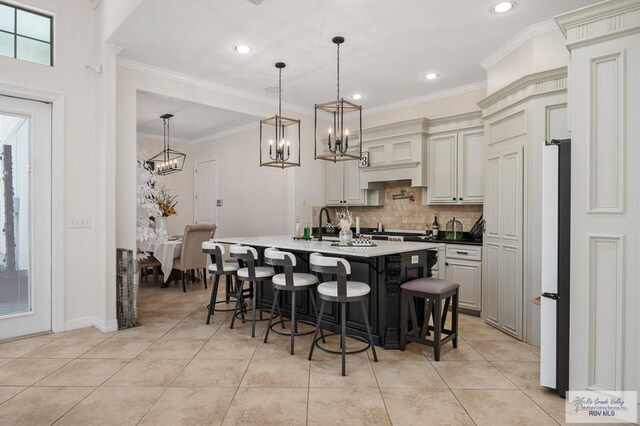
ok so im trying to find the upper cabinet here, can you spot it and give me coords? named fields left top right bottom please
left=325, top=159, right=382, bottom=206
left=426, top=114, right=485, bottom=205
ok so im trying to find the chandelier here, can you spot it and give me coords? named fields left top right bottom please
left=259, top=62, right=301, bottom=168
left=148, top=113, right=186, bottom=175
left=314, top=36, right=362, bottom=162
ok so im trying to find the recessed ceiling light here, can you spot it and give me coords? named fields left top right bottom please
left=351, top=93, right=362, bottom=100
left=491, top=1, right=515, bottom=13
left=424, top=73, right=439, bottom=80
left=233, top=44, right=253, bottom=54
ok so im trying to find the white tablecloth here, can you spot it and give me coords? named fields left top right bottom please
left=153, top=240, right=182, bottom=282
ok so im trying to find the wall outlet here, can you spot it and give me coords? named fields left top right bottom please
left=69, top=217, right=91, bottom=228
left=411, top=255, right=419, bottom=264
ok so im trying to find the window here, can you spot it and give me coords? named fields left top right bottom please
left=0, top=2, right=52, bottom=66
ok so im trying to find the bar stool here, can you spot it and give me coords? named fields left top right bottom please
left=202, top=241, right=240, bottom=324
left=263, top=248, right=322, bottom=355
left=400, top=278, right=459, bottom=361
left=229, top=244, right=275, bottom=338
left=308, top=253, right=378, bottom=376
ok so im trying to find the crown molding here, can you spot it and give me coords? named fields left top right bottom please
left=481, top=20, right=559, bottom=70
left=117, top=57, right=312, bottom=116
left=478, top=67, right=567, bottom=118
left=365, top=80, right=487, bottom=116
left=555, top=0, right=640, bottom=50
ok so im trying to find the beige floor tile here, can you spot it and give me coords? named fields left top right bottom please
left=493, top=361, right=543, bottom=390
left=139, top=387, right=234, bottom=426
left=310, top=358, right=378, bottom=388
left=0, top=386, right=25, bottom=404
left=35, top=358, right=129, bottom=386
left=0, top=386, right=94, bottom=425
left=0, top=335, right=56, bottom=358
left=212, top=321, right=267, bottom=339
left=454, top=389, right=557, bottom=425
left=55, top=386, right=164, bottom=426
left=64, top=327, right=116, bottom=339
left=23, top=336, right=108, bottom=359
left=372, top=343, right=426, bottom=362
left=195, top=338, right=257, bottom=360
left=110, top=324, right=173, bottom=340
left=422, top=338, right=485, bottom=361
left=162, top=320, right=222, bottom=339
left=0, top=358, right=70, bottom=385
left=307, top=334, right=369, bottom=360
left=172, top=358, right=249, bottom=387
left=372, top=359, right=447, bottom=389
left=382, top=388, right=475, bottom=425
left=308, top=388, right=390, bottom=425
left=520, top=341, right=541, bottom=355
left=467, top=340, right=539, bottom=361
left=254, top=334, right=314, bottom=359
left=0, top=358, right=13, bottom=367
left=81, top=338, right=156, bottom=358
left=104, top=358, right=189, bottom=387
left=432, top=360, right=517, bottom=389
left=138, top=338, right=208, bottom=359
left=223, top=387, right=307, bottom=426
left=240, top=356, right=309, bottom=388
left=523, top=388, right=570, bottom=424
left=459, top=323, right=517, bottom=341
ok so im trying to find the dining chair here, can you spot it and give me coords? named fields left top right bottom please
left=173, top=224, right=216, bottom=292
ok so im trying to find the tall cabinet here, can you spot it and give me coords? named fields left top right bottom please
left=478, top=68, right=569, bottom=342
left=556, top=1, right=640, bottom=395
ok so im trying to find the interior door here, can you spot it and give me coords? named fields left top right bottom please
left=194, top=159, right=217, bottom=225
left=428, top=133, right=457, bottom=203
left=483, top=145, right=524, bottom=339
left=0, top=96, right=52, bottom=340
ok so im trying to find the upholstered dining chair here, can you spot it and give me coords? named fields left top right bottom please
left=173, top=224, right=216, bottom=292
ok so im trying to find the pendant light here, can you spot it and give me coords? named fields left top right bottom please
left=148, top=113, right=186, bottom=176
left=259, top=62, right=301, bottom=168
left=314, top=36, right=362, bottom=162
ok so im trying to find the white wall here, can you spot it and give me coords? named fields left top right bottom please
left=487, top=30, right=569, bottom=94
left=137, top=136, right=196, bottom=236
left=0, top=0, right=116, bottom=330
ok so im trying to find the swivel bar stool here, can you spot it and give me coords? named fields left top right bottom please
left=308, top=253, right=378, bottom=376
left=229, top=244, right=275, bottom=338
left=263, top=248, right=322, bottom=355
left=202, top=241, right=239, bottom=324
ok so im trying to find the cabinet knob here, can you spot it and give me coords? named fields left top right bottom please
left=445, top=262, right=449, bottom=266
left=459, top=197, right=463, bottom=200
left=452, top=197, right=456, bottom=201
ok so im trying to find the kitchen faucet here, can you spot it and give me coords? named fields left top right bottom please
left=316, top=207, right=333, bottom=241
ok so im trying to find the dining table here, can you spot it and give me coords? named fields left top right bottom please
left=153, top=236, right=183, bottom=282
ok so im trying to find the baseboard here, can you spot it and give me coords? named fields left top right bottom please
left=64, top=316, right=119, bottom=333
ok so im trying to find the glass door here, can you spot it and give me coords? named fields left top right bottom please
left=0, top=95, right=51, bottom=340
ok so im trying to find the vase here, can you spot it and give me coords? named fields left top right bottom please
left=158, top=217, right=168, bottom=236
left=339, top=223, right=353, bottom=245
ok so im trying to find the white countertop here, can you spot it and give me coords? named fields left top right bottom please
left=205, top=235, right=437, bottom=258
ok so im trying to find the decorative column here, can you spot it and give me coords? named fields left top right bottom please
left=383, top=254, right=402, bottom=349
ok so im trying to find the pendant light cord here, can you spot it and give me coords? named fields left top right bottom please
left=336, top=42, right=340, bottom=101
left=278, top=66, right=282, bottom=117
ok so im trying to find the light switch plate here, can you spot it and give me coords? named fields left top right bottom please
left=69, top=217, right=92, bottom=228
left=411, top=255, right=419, bottom=264
left=216, top=200, right=223, bottom=207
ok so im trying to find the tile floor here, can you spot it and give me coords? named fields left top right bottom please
left=0, top=278, right=570, bottom=425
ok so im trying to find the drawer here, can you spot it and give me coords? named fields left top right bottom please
left=445, top=244, right=482, bottom=261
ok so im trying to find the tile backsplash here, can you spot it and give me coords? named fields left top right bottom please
left=312, top=180, right=483, bottom=232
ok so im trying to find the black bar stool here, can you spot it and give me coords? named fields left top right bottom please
left=229, top=244, right=275, bottom=338
left=202, top=242, right=241, bottom=324
left=263, top=248, right=322, bottom=355
left=400, top=278, right=459, bottom=361
left=308, top=253, right=378, bottom=376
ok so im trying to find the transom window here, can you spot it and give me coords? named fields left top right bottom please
left=0, top=1, right=53, bottom=66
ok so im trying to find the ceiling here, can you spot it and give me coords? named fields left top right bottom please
left=136, top=91, right=259, bottom=141
left=113, top=0, right=599, bottom=111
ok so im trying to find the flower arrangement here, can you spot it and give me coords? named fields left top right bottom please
left=136, top=155, right=162, bottom=260
left=155, top=186, right=178, bottom=217
left=335, top=207, right=353, bottom=229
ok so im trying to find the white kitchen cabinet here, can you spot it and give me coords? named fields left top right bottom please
left=325, top=160, right=379, bottom=206
left=445, top=258, right=482, bottom=312
left=427, top=129, right=484, bottom=205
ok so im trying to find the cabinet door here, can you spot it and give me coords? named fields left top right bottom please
left=428, top=133, right=458, bottom=204
left=325, top=160, right=344, bottom=205
left=343, top=160, right=365, bottom=205
left=445, top=259, right=482, bottom=312
left=458, top=130, right=484, bottom=203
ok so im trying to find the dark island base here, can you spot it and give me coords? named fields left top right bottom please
left=250, top=248, right=437, bottom=349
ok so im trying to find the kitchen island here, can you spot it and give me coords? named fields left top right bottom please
left=212, top=235, right=437, bottom=349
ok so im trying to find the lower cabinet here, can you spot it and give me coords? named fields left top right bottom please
left=445, top=258, right=482, bottom=312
